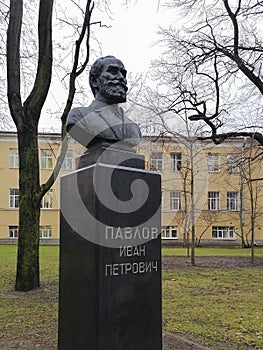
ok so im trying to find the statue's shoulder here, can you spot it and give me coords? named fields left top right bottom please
left=67, top=106, right=92, bottom=124
left=67, top=101, right=105, bottom=124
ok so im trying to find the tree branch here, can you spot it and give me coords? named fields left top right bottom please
left=39, top=136, right=69, bottom=199
left=6, top=0, right=23, bottom=127
left=217, top=45, right=263, bottom=95
left=40, top=1, right=94, bottom=198
left=60, top=0, right=94, bottom=132
left=23, top=0, right=54, bottom=121
left=198, top=131, right=263, bottom=146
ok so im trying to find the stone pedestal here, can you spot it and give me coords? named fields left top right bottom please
left=58, top=149, right=162, bottom=350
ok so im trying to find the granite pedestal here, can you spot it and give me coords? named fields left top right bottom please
left=58, top=148, right=162, bottom=350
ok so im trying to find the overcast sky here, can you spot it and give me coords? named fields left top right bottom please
left=94, top=1, right=170, bottom=73
left=39, top=1, right=172, bottom=131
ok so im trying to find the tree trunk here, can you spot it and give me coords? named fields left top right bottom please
left=190, top=146, right=195, bottom=266
left=251, top=221, right=255, bottom=264
left=15, top=124, right=41, bottom=291
left=191, top=213, right=195, bottom=266
left=6, top=0, right=91, bottom=291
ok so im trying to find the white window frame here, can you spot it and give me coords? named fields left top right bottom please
left=40, top=226, right=52, bottom=238
left=227, top=192, right=239, bottom=211
left=227, top=154, right=240, bottom=173
left=208, top=153, right=220, bottom=172
left=40, top=149, right=53, bottom=169
left=41, top=190, right=53, bottom=209
left=161, top=226, right=178, bottom=239
left=61, top=150, right=73, bottom=170
left=170, top=152, right=182, bottom=172
left=208, top=191, right=220, bottom=211
left=170, top=190, right=182, bottom=211
left=9, top=148, right=19, bottom=168
left=150, top=152, right=163, bottom=171
left=9, top=188, right=19, bottom=208
left=212, top=226, right=235, bottom=240
left=9, top=226, right=19, bottom=238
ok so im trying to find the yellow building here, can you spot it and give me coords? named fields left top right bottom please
left=1, top=131, right=263, bottom=245
left=0, top=131, right=83, bottom=244
left=138, top=136, right=263, bottom=246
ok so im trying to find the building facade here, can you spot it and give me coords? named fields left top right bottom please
left=139, top=136, right=263, bottom=246
left=1, top=131, right=263, bottom=245
left=0, top=132, right=83, bottom=244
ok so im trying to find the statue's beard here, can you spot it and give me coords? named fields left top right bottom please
left=100, top=80, right=127, bottom=103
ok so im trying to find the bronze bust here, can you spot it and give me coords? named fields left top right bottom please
left=66, top=56, right=141, bottom=149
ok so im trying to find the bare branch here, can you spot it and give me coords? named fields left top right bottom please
left=23, top=0, right=54, bottom=121
left=41, top=1, right=94, bottom=195
left=90, top=20, right=111, bottom=28
left=6, top=0, right=23, bottom=127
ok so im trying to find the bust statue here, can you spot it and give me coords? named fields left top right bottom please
left=66, top=56, right=141, bottom=149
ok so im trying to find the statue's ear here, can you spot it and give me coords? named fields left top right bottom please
left=90, top=74, right=100, bottom=90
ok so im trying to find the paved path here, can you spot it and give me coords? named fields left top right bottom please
left=163, top=333, right=213, bottom=350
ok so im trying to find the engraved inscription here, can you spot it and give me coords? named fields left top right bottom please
left=105, top=261, right=158, bottom=277
left=105, top=226, right=159, bottom=240
left=104, top=227, right=159, bottom=277
left=119, top=245, right=146, bottom=257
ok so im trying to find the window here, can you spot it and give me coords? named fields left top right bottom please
left=170, top=152, right=182, bottom=172
left=9, top=149, right=19, bottom=168
left=227, top=192, right=239, bottom=211
left=61, top=150, right=73, bottom=170
left=9, top=188, right=19, bottom=208
left=40, top=149, right=53, bottom=169
left=41, top=190, right=53, bottom=209
left=208, top=191, right=220, bottom=210
left=161, top=226, right=178, bottom=239
left=170, top=190, right=182, bottom=211
left=227, top=154, right=240, bottom=173
left=212, top=226, right=235, bottom=239
left=40, top=226, right=52, bottom=238
left=150, top=152, right=163, bottom=171
left=9, top=226, right=18, bottom=238
left=208, top=153, right=220, bottom=172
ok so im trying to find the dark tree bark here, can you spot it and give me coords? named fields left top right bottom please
left=16, top=123, right=41, bottom=290
left=6, top=0, right=93, bottom=291
left=7, top=0, right=54, bottom=291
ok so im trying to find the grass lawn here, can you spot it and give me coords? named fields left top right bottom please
left=0, top=246, right=59, bottom=349
left=162, top=246, right=263, bottom=257
left=0, top=245, right=263, bottom=349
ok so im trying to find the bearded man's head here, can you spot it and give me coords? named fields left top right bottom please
left=89, top=56, right=128, bottom=104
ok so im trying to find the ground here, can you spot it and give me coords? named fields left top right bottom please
left=162, top=255, right=263, bottom=269
left=1, top=255, right=262, bottom=349
left=162, top=255, right=263, bottom=350
left=163, top=332, right=212, bottom=350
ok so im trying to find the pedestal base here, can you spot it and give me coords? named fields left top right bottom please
left=58, top=151, right=162, bottom=350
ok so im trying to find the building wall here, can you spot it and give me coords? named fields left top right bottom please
left=0, top=132, right=83, bottom=243
left=138, top=137, right=263, bottom=245
left=1, top=132, right=263, bottom=245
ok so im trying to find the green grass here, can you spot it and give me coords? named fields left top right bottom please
left=162, top=268, right=263, bottom=349
left=0, top=245, right=263, bottom=349
left=0, top=246, right=59, bottom=349
left=162, top=246, right=263, bottom=258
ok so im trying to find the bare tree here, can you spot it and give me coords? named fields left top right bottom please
left=6, top=0, right=94, bottom=291
left=242, top=139, right=263, bottom=262
left=158, top=0, right=263, bottom=145
left=0, top=2, right=11, bottom=128
left=132, top=88, right=208, bottom=264
left=195, top=211, right=215, bottom=247
left=132, top=0, right=263, bottom=257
